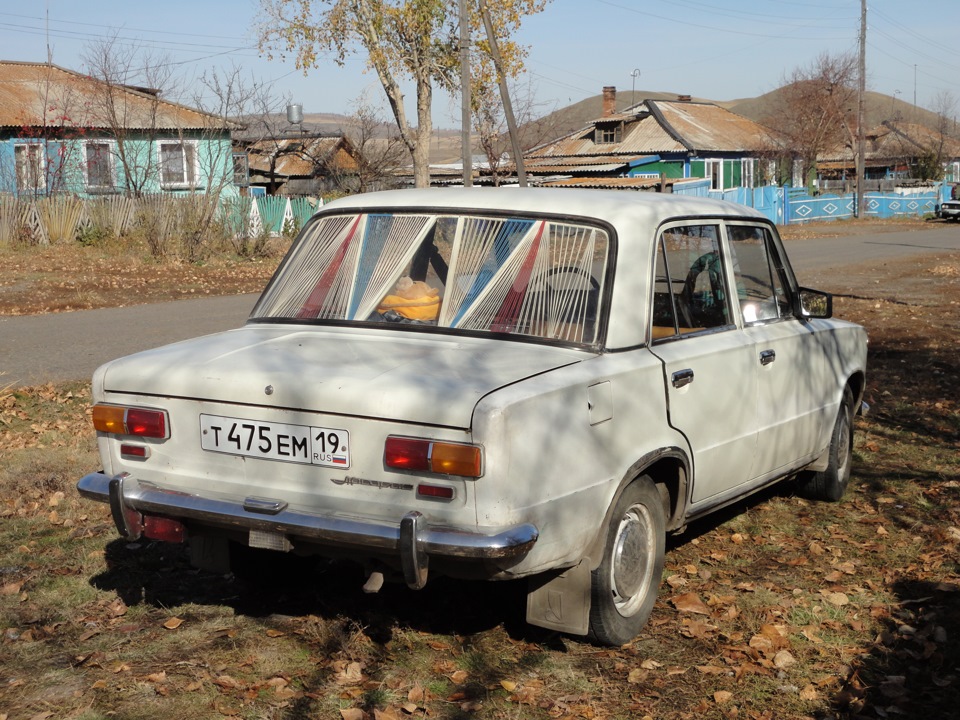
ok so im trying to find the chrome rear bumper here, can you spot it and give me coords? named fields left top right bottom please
left=77, top=471, right=538, bottom=588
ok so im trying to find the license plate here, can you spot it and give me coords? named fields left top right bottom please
left=199, top=414, right=350, bottom=468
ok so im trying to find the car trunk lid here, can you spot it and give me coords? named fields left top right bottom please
left=99, top=324, right=587, bottom=428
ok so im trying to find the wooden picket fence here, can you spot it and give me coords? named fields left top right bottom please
left=0, top=194, right=323, bottom=254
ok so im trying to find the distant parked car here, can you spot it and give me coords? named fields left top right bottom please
left=938, top=199, right=960, bottom=220
left=78, top=188, right=867, bottom=645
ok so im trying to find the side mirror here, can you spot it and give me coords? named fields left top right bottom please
left=797, top=287, right=833, bottom=319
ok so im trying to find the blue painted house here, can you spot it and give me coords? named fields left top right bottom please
left=0, top=60, right=238, bottom=198
left=524, top=87, right=775, bottom=191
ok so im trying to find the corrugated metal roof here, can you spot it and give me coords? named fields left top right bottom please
left=537, top=176, right=666, bottom=190
left=526, top=100, right=772, bottom=162
left=0, top=60, right=233, bottom=130
left=652, top=101, right=772, bottom=152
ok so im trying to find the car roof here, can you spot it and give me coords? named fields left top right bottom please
left=319, top=187, right=767, bottom=228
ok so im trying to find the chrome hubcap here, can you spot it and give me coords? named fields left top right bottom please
left=611, top=504, right=654, bottom=616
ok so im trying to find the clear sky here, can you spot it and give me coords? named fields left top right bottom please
left=1, top=0, right=957, bottom=125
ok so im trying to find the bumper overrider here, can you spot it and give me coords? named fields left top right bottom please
left=77, top=471, right=539, bottom=589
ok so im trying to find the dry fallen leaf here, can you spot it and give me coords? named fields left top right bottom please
left=500, top=680, right=517, bottom=692
left=334, top=662, right=365, bottom=686
left=774, top=650, right=797, bottom=669
left=822, top=591, right=850, bottom=607
left=671, top=592, right=711, bottom=615
left=163, top=617, right=184, bottom=630
left=714, top=690, right=733, bottom=704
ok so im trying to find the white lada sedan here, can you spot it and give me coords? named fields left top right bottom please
left=78, top=188, right=867, bottom=645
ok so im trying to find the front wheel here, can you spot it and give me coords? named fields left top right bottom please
left=588, top=478, right=665, bottom=646
left=799, top=386, right=855, bottom=502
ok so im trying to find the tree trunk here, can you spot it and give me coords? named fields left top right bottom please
left=412, top=73, right=433, bottom=189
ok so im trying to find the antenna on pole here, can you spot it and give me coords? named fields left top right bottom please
left=46, top=0, right=52, bottom=63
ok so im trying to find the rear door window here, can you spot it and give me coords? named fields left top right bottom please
left=651, top=224, right=732, bottom=341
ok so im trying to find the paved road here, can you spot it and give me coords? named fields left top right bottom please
left=2, top=224, right=958, bottom=388
left=785, top=223, right=960, bottom=271
left=1, top=293, right=259, bottom=387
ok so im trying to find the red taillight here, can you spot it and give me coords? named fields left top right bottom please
left=120, top=444, right=150, bottom=460
left=93, top=404, right=168, bottom=439
left=143, top=516, right=186, bottom=543
left=417, top=483, right=455, bottom=499
left=384, top=437, right=431, bottom=471
left=385, top=436, right=482, bottom=478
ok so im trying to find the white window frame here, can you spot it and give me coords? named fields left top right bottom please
left=705, top=159, right=722, bottom=190
left=741, top=158, right=755, bottom=189
left=157, top=139, right=199, bottom=189
left=15, top=142, right=46, bottom=193
left=83, top=139, right=117, bottom=192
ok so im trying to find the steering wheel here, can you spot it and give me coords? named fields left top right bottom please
left=543, top=265, right=601, bottom=318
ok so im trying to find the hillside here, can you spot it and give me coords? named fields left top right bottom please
left=521, top=86, right=956, bottom=142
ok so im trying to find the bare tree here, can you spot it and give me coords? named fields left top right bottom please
left=340, top=94, right=407, bottom=193
left=914, top=91, right=958, bottom=182
left=0, top=64, right=88, bottom=199
left=81, top=32, right=176, bottom=197
left=470, top=75, right=555, bottom=186
left=762, top=52, right=859, bottom=190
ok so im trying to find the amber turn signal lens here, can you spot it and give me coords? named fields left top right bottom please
left=430, top=442, right=482, bottom=477
left=385, top=436, right=482, bottom=478
left=92, top=404, right=168, bottom=439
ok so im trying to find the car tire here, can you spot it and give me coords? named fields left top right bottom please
left=799, top=386, right=855, bottom=502
left=588, top=477, right=665, bottom=646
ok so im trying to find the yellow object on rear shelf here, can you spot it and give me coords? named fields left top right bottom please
left=378, top=277, right=441, bottom=321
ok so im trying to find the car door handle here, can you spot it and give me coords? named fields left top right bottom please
left=671, top=368, right=695, bottom=388
left=760, top=349, right=776, bottom=366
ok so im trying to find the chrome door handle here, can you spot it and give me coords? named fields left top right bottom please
left=672, top=368, right=694, bottom=388
left=760, top=349, right=776, bottom=366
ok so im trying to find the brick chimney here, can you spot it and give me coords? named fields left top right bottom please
left=602, top=86, right=616, bottom=116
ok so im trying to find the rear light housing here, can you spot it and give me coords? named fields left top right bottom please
left=385, top=436, right=482, bottom=478
left=93, top=404, right=169, bottom=439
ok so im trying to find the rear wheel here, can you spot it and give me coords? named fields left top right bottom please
left=799, top=387, right=855, bottom=502
left=588, top=478, right=665, bottom=646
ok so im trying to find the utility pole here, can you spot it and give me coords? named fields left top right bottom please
left=856, top=0, right=866, bottom=218
left=459, top=0, right=472, bottom=187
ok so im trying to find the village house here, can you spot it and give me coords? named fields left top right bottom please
left=243, top=133, right=362, bottom=196
left=522, top=87, right=775, bottom=191
left=817, top=120, right=960, bottom=191
left=0, top=60, right=238, bottom=198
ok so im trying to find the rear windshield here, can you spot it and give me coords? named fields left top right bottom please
left=252, top=211, right=610, bottom=346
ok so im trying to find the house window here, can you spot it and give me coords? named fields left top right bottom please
left=233, top=152, right=250, bottom=187
left=741, top=158, right=755, bottom=189
left=84, top=141, right=115, bottom=191
left=15, top=143, right=45, bottom=193
left=595, top=122, right=623, bottom=144
left=705, top=159, right=722, bottom=190
left=158, top=140, right=197, bottom=188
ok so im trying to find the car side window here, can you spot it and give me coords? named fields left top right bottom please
left=727, top=225, right=794, bottom=324
left=651, top=224, right=731, bottom=341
